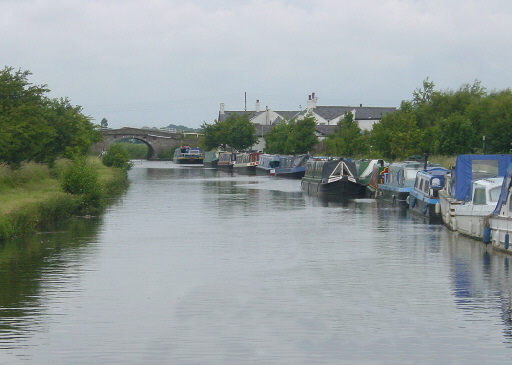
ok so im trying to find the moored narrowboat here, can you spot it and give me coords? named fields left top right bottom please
left=301, top=158, right=366, bottom=199
left=356, top=159, right=388, bottom=197
left=233, top=152, right=260, bottom=175
left=274, top=155, right=309, bottom=179
left=217, top=151, right=236, bottom=170
left=256, top=154, right=280, bottom=175
left=203, top=150, right=219, bottom=168
left=408, top=167, right=450, bottom=222
left=377, top=161, right=425, bottom=207
left=173, top=146, right=203, bottom=164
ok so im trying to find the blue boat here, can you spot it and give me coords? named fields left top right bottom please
left=408, top=167, right=450, bottom=221
left=256, top=154, right=309, bottom=178
left=173, top=146, right=203, bottom=164
left=256, top=154, right=281, bottom=175
left=439, top=154, right=512, bottom=231
left=377, top=161, right=425, bottom=207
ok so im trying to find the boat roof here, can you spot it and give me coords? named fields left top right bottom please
left=451, top=154, right=512, bottom=201
left=416, top=167, right=450, bottom=178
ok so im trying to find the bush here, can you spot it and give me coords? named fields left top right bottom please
left=61, top=157, right=103, bottom=210
left=101, top=144, right=133, bottom=170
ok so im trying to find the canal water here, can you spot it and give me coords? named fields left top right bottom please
left=1, top=160, right=512, bottom=364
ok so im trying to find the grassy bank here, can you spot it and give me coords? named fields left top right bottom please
left=0, top=158, right=128, bottom=241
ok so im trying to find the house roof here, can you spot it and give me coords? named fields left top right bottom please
left=306, top=106, right=396, bottom=121
left=314, top=125, right=337, bottom=136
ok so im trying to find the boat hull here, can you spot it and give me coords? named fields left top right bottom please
left=301, top=176, right=367, bottom=199
left=203, top=160, right=218, bottom=168
left=488, top=216, right=512, bottom=253
left=377, top=185, right=411, bottom=207
left=174, top=158, right=203, bottom=164
left=408, top=191, right=442, bottom=223
left=233, top=165, right=257, bottom=175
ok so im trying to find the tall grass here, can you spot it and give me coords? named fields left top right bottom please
left=0, top=158, right=128, bottom=241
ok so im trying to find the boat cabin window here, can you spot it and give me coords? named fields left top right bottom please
left=473, top=187, right=486, bottom=205
left=490, top=186, right=501, bottom=202
left=472, top=160, right=499, bottom=180
left=424, top=180, right=429, bottom=194
left=405, top=168, right=418, bottom=181
left=418, top=179, right=423, bottom=191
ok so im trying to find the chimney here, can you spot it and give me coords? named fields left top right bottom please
left=360, top=103, right=362, bottom=107
left=307, top=92, right=317, bottom=111
left=255, top=99, right=260, bottom=112
left=265, top=106, right=270, bottom=125
left=219, top=103, right=225, bottom=115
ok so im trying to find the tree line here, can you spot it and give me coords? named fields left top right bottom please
left=0, top=67, right=101, bottom=166
left=202, top=79, right=512, bottom=160
left=328, top=78, right=512, bottom=159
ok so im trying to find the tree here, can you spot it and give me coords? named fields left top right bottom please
left=325, top=112, right=369, bottom=157
left=263, top=115, right=318, bottom=154
left=200, top=114, right=257, bottom=151
left=0, top=66, right=101, bottom=166
left=101, top=118, right=108, bottom=128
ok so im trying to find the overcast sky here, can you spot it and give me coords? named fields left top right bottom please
left=2, top=0, right=512, bottom=129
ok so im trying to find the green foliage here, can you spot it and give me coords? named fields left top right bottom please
left=325, top=112, right=369, bottom=157
left=101, top=144, right=133, bottom=170
left=201, top=114, right=257, bottom=151
left=369, top=78, right=512, bottom=158
left=61, top=157, right=102, bottom=208
left=264, top=115, right=318, bottom=154
left=0, top=67, right=101, bottom=166
left=112, top=141, right=150, bottom=159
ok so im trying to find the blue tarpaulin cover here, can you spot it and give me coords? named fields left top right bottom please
left=452, top=154, right=512, bottom=201
left=492, top=164, right=512, bottom=215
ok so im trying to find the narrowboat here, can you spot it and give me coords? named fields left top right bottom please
left=274, top=155, right=309, bottom=179
left=408, top=167, right=450, bottom=222
left=488, top=166, right=512, bottom=253
left=356, top=159, right=388, bottom=196
left=217, top=151, right=236, bottom=170
left=377, top=161, right=425, bottom=207
left=173, top=146, right=203, bottom=164
left=301, top=158, right=366, bottom=199
left=203, top=150, right=219, bottom=168
left=256, top=154, right=280, bottom=175
left=450, top=177, right=503, bottom=239
left=233, top=152, right=260, bottom=175
left=439, top=154, right=512, bottom=230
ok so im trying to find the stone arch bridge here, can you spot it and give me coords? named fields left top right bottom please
left=91, top=127, right=201, bottom=159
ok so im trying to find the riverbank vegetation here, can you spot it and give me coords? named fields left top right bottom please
left=0, top=66, right=129, bottom=240
left=0, top=158, right=127, bottom=240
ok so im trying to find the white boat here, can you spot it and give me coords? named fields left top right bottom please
left=451, top=177, right=502, bottom=239
left=488, top=167, right=512, bottom=253
left=439, top=154, right=512, bottom=231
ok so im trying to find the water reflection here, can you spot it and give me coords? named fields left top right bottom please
left=0, top=216, right=102, bottom=349
left=1, top=161, right=512, bottom=363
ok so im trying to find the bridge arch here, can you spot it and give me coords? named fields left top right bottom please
left=109, top=135, right=156, bottom=159
left=91, top=127, right=201, bottom=160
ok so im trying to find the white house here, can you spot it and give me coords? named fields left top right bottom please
left=217, top=93, right=396, bottom=150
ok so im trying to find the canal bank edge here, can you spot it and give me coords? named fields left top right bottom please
left=0, top=159, right=128, bottom=241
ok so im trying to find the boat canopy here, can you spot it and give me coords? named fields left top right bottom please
left=304, top=158, right=357, bottom=180
left=492, top=164, right=512, bottom=215
left=450, top=154, right=512, bottom=201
